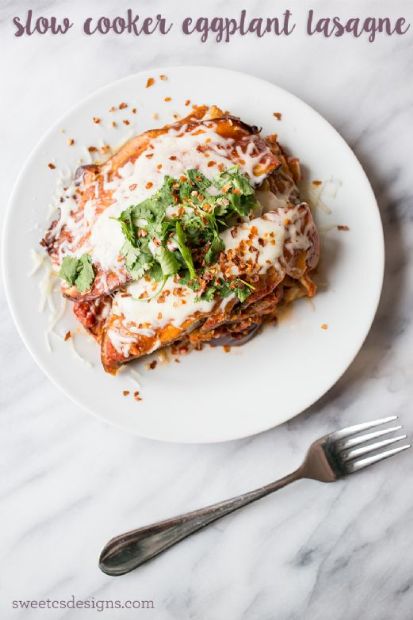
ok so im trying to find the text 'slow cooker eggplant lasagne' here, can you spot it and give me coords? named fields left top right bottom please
left=42, top=105, right=320, bottom=374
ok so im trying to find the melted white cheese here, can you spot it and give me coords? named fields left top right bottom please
left=112, top=277, right=214, bottom=338
left=255, top=188, right=293, bottom=213
left=108, top=211, right=303, bottom=357
left=221, top=215, right=286, bottom=274
left=65, top=125, right=273, bottom=271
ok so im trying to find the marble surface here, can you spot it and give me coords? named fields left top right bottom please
left=1, top=0, right=413, bottom=618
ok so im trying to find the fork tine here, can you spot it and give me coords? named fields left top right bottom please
left=341, top=435, right=407, bottom=462
left=346, top=444, right=411, bottom=474
left=337, top=425, right=402, bottom=450
left=329, top=416, right=398, bottom=441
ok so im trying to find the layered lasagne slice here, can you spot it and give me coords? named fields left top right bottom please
left=100, top=204, right=319, bottom=373
left=42, top=104, right=320, bottom=375
left=41, top=105, right=282, bottom=301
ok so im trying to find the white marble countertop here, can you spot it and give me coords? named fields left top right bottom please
left=1, top=1, right=413, bottom=618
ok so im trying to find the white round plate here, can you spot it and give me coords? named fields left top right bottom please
left=3, top=67, right=384, bottom=443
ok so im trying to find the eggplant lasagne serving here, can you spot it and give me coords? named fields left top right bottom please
left=41, top=105, right=320, bottom=374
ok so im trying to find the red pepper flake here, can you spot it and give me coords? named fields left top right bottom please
left=88, top=146, right=98, bottom=153
left=132, top=107, right=137, bottom=114
left=123, top=119, right=130, bottom=126
left=337, top=225, right=350, bottom=231
left=133, top=390, right=142, bottom=401
left=67, top=138, right=75, bottom=146
left=159, top=74, right=168, bottom=81
left=223, top=345, right=231, bottom=353
left=146, top=181, right=153, bottom=190
left=149, top=360, right=157, bottom=370
left=321, top=323, right=329, bottom=330
left=129, top=183, right=137, bottom=191
left=312, top=180, right=322, bottom=187
left=164, top=96, right=172, bottom=102
left=64, top=330, right=71, bottom=341
left=146, top=77, right=155, bottom=88
left=185, top=99, right=191, bottom=106
left=207, top=160, right=216, bottom=168
left=92, top=116, right=101, bottom=124
left=119, top=102, right=128, bottom=110
left=145, top=153, right=154, bottom=159
left=48, top=162, right=56, bottom=170
left=123, top=390, right=130, bottom=397
left=273, top=112, right=282, bottom=120
left=169, top=155, right=177, bottom=161
left=156, top=163, right=163, bottom=170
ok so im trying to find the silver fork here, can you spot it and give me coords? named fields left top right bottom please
left=99, top=416, right=410, bottom=576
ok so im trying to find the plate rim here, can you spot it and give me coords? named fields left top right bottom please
left=2, top=65, right=385, bottom=443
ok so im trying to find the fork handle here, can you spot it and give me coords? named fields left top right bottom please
left=99, top=468, right=303, bottom=575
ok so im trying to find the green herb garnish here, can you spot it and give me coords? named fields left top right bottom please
left=59, top=254, right=95, bottom=292
left=117, top=167, right=260, bottom=303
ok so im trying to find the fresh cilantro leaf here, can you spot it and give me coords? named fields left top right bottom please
left=175, top=221, right=196, bottom=279
left=120, top=240, right=153, bottom=278
left=118, top=208, right=137, bottom=245
left=58, top=254, right=95, bottom=292
left=148, top=263, right=164, bottom=282
left=205, top=235, right=224, bottom=265
left=117, top=167, right=259, bottom=299
left=156, top=246, right=179, bottom=277
left=186, top=168, right=212, bottom=192
left=59, top=257, right=79, bottom=286
left=120, top=240, right=139, bottom=270
left=199, top=287, right=216, bottom=302
left=234, top=286, right=251, bottom=303
left=75, top=254, right=95, bottom=292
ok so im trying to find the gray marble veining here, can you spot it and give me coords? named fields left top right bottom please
left=1, top=1, right=413, bottom=618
